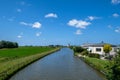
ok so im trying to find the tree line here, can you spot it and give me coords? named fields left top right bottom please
left=0, top=40, right=18, bottom=49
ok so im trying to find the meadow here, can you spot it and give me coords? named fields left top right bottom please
left=0, top=46, right=60, bottom=80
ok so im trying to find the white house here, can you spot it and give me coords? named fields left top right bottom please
left=81, top=42, right=117, bottom=56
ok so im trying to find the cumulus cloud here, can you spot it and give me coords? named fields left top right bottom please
left=67, top=19, right=91, bottom=29
left=115, top=27, right=120, bottom=33
left=20, top=22, right=26, bottom=25
left=111, top=0, right=120, bottom=4
left=75, top=30, right=82, bottom=35
left=113, top=13, right=119, bottom=18
left=20, top=22, right=41, bottom=29
left=32, top=22, right=41, bottom=28
left=17, top=32, right=23, bottom=38
left=87, top=16, right=100, bottom=21
left=20, top=22, right=30, bottom=26
left=45, top=13, right=58, bottom=18
left=17, top=35, right=22, bottom=38
left=36, top=32, right=42, bottom=37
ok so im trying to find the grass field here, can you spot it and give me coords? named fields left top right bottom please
left=0, top=46, right=60, bottom=80
left=0, top=46, right=54, bottom=57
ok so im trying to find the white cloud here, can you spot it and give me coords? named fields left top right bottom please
left=67, top=19, right=91, bottom=29
left=17, top=9, right=22, bottom=12
left=113, top=13, right=119, bottom=18
left=36, top=32, right=42, bottom=37
left=32, top=22, right=41, bottom=28
left=115, top=27, right=120, bottom=33
left=75, top=30, right=82, bottom=35
left=8, top=17, right=16, bottom=22
left=20, top=1, right=31, bottom=6
left=20, top=22, right=42, bottom=29
left=17, top=32, right=23, bottom=38
left=45, top=13, right=58, bottom=18
left=87, top=16, right=100, bottom=21
left=88, top=16, right=95, bottom=21
left=17, top=35, right=22, bottom=38
left=20, top=22, right=31, bottom=26
left=111, top=0, right=120, bottom=4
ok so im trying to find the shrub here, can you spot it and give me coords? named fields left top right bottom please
left=106, top=49, right=120, bottom=80
left=73, top=46, right=85, bottom=53
left=81, top=50, right=89, bottom=56
left=88, top=53, right=100, bottom=59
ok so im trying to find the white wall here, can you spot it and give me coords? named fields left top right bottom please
left=88, top=47, right=116, bottom=55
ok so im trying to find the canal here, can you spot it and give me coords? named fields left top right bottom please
left=9, top=48, right=105, bottom=80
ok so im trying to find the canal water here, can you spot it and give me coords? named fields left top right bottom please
left=9, top=48, right=105, bottom=80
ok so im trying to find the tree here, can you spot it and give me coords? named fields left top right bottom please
left=0, top=40, right=19, bottom=49
left=73, top=46, right=85, bottom=53
left=103, top=44, right=112, bottom=59
left=106, top=49, right=120, bottom=80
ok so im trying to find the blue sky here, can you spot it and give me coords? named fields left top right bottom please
left=0, top=0, right=120, bottom=46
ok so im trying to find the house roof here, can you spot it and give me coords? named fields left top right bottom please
left=82, top=42, right=117, bottom=47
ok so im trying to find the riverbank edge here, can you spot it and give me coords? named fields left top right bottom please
left=0, top=48, right=60, bottom=80
left=75, top=54, right=107, bottom=80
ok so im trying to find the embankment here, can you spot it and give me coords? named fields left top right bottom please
left=75, top=54, right=108, bottom=80
left=0, top=48, right=60, bottom=80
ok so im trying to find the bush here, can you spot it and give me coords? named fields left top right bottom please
left=88, top=53, right=100, bottom=59
left=73, top=46, right=85, bottom=53
left=81, top=50, right=89, bottom=56
left=106, top=49, right=120, bottom=80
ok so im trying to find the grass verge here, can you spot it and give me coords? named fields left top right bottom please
left=83, top=57, right=110, bottom=74
left=0, top=47, right=60, bottom=80
left=76, top=53, right=111, bottom=80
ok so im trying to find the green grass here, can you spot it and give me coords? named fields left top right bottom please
left=0, top=46, right=60, bottom=80
left=84, top=57, right=110, bottom=74
left=0, top=46, right=54, bottom=58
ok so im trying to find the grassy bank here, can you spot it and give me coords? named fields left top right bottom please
left=83, top=57, right=110, bottom=74
left=0, top=46, right=60, bottom=80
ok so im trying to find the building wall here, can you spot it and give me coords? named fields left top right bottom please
left=89, top=47, right=104, bottom=55
left=88, top=47, right=116, bottom=55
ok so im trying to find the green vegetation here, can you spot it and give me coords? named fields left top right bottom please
left=71, top=46, right=109, bottom=73
left=72, top=46, right=88, bottom=56
left=106, top=49, right=120, bottom=80
left=72, top=46, right=120, bottom=80
left=84, top=57, right=110, bottom=74
left=0, top=46, right=60, bottom=80
left=72, top=46, right=100, bottom=58
left=0, top=46, right=54, bottom=58
left=88, top=53, right=100, bottom=59
left=0, top=40, right=18, bottom=49
left=103, top=44, right=112, bottom=59
left=84, top=49, right=120, bottom=80
left=73, top=46, right=85, bottom=53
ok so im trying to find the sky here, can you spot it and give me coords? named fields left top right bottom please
left=0, top=0, right=120, bottom=46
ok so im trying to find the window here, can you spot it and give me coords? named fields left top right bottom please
left=96, top=48, right=101, bottom=52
